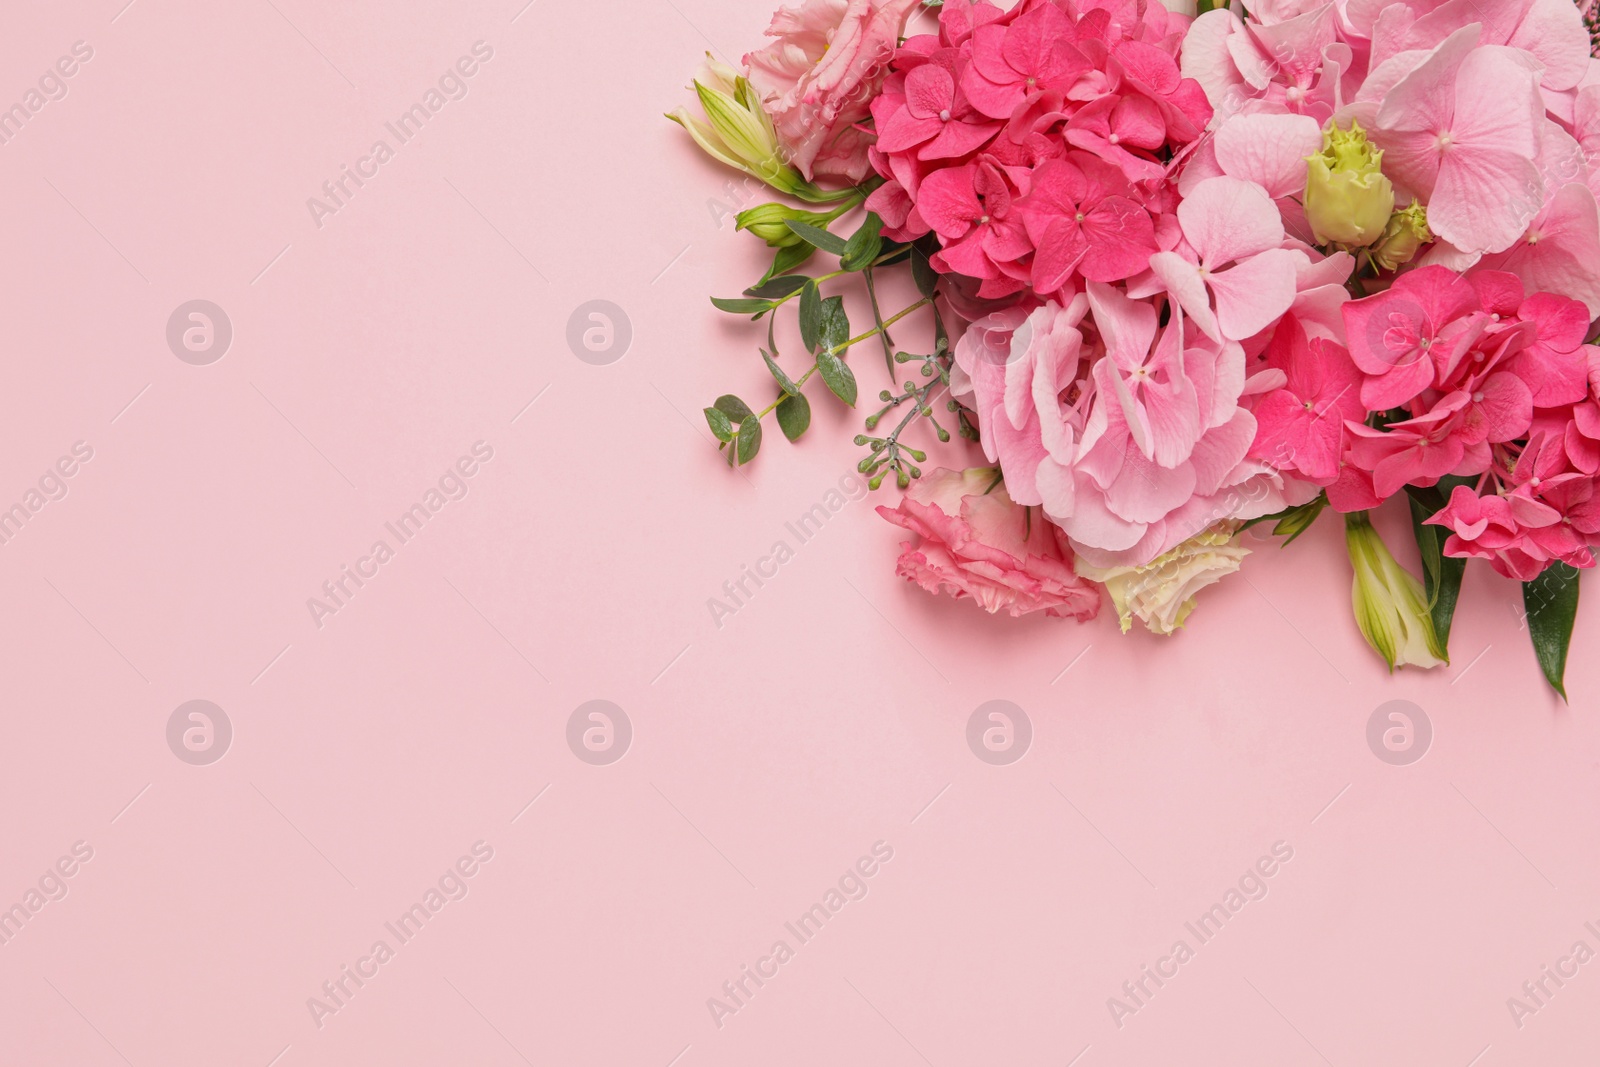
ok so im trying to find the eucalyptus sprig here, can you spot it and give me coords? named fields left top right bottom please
left=703, top=205, right=957, bottom=480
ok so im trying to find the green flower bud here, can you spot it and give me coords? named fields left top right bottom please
left=665, top=54, right=852, bottom=205
left=665, top=55, right=808, bottom=198
left=735, top=202, right=838, bottom=248
left=1344, top=511, right=1447, bottom=672
left=1304, top=120, right=1395, bottom=249
left=1370, top=202, right=1432, bottom=271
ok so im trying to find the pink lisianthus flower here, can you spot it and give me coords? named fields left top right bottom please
left=876, top=467, right=1102, bottom=620
left=745, top=0, right=921, bottom=183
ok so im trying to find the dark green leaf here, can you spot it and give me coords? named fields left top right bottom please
left=815, top=349, right=857, bottom=406
left=762, top=350, right=799, bottom=396
left=762, top=242, right=815, bottom=283
left=744, top=274, right=811, bottom=299
left=910, top=237, right=939, bottom=298
left=784, top=219, right=848, bottom=255
left=1524, top=562, right=1580, bottom=701
left=703, top=406, right=733, bottom=442
left=1406, top=488, right=1467, bottom=650
left=710, top=296, right=771, bottom=316
left=798, top=282, right=823, bottom=353
left=714, top=394, right=753, bottom=422
left=776, top=393, right=811, bottom=441
left=1272, top=494, right=1327, bottom=546
left=736, top=416, right=763, bottom=464
left=839, top=212, right=884, bottom=271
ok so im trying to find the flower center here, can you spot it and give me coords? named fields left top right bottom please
left=1075, top=212, right=1085, bottom=222
left=1437, top=132, right=1454, bottom=151
left=1108, top=133, right=1120, bottom=145
left=939, top=108, right=951, bottom=122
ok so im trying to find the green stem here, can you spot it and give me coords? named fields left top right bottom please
left=863, top=267, right=896, bottom=382
left=753, top=296, right=933, bottom=419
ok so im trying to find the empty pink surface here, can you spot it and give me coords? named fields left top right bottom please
left=0, top=1, right=1597, bottom=1064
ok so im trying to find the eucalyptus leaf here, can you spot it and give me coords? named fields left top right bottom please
left=759, top=243, right=815, bottom=285
left=762, top=350, right=799, bottom=396
left=703, top=406, right=733, bottom=442
left=840, top=212, right=884, bottom=271
left=714, top=394, right=753, bottom=422
left=736, top=416, right=763, bottom=465
left=784, top=219, right=848, bottom=255
left=799, top=282, right=823, bottom=353
left=815, top=349, right=857, bottom=407
left=710, top=296, right=771, bottom=317
left=776, top=392, right=811, bottom=441
left=744, top=274, right=811, bottom=300
left=820, top=296, right=851, bottom=355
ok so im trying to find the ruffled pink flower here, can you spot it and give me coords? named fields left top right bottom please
left=745, top=0, right=921, bottom=183
left=876, top=467, right=1102, bottom=619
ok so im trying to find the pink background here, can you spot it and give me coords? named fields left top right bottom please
left=1, top=0, right=1597, bottom=1063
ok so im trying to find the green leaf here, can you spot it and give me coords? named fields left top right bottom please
left=761, top=350, right=799, bottom=396
left=783, top=219, right=848, bottom=255
left=763, top=242, right=816, bottom=282
left=714, top=394, right=753, bottom=422
left=744, top=274, right=811, bottom=300
left=736, top=415, right=763, bottom=465
left=1523, top=562, right=1580, bottom=701
left=710, top=296, right=771, bottom=316
left=819, top=295, right=851, bottom=355
left=815, top=349, right=857, bottom=407
left=839, top=212, right=884, bottom=271
left=798, top=282, right=823, bottom=353
left=910, top=236, right=939, bottom=298
left=703, top=406, right=733, bottom=442
left=1406, top=488, right=1467, bottom=650
left=776, top=392, right=811, bottom=441
left=1272, top=494, right=1327, bottom=546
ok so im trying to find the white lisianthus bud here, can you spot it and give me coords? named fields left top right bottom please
left=1344, top=512, right=1447, bottom=671
left=1075, top=523, right=1251, bottom=635
left=666, top=54, right=844, bottom=203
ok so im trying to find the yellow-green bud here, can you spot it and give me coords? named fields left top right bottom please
left=1369, top=202, right=1431, bottom=271
left=735, top=203, right=839, bottom=248
left=1344, top=511, right=1447, bottom=672
left=1304, top=120, right=1395, bottom=249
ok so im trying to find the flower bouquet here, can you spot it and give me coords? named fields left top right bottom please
left=668, top=0, right=1600, bottom=697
